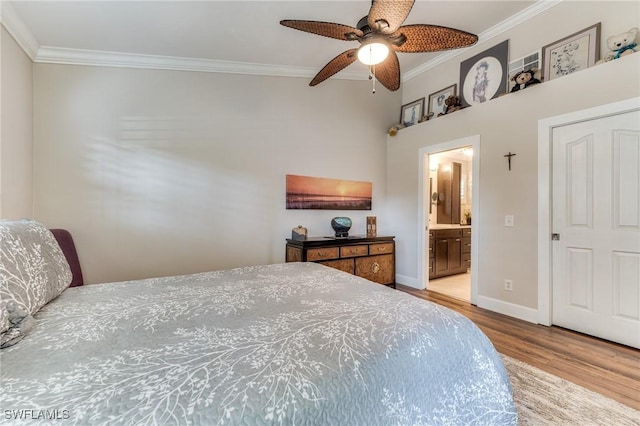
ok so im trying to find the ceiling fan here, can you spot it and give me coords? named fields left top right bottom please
left=280, top=0, right=478, bottom=91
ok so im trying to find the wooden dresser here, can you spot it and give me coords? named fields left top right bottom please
left=286, top=236, right=395, bottom=286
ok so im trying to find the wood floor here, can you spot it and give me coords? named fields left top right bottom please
left=397, top=285, right=640, bottom=411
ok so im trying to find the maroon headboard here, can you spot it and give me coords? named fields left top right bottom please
left=50, top=229, right=84, bottom=287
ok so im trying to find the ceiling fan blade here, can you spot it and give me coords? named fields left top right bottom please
left=310, top=49, right=359, bottom=86
left=374, top=50, right=400, bottom=91
left=280, top=20, right=363, bottom=41
left=368, top=0, right=415, bottom=34
left=392, top=25, right=478, bottom=52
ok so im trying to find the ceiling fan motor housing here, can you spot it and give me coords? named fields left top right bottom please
left=357, top=16, right=373, bottom=34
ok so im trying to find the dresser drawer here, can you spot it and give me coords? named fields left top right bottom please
left=462, top=252, right=471, bottom=264
left=320, top=259, right=355, bottom=274
left=463, top=228, right=472, bottom=237
left=340, top=245, right=368, bottom=258
left=306, top=247, right=339, bottom=261
left=369, top=242, right=394, bottom=255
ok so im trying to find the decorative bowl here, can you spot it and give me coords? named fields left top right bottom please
left=331, top=217, right=352, bottom=238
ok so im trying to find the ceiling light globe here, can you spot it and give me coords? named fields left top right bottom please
left=357, top=42, right=389, bottom=65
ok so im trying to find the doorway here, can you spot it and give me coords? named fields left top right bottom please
left=418, top=135, right=480, bottom=305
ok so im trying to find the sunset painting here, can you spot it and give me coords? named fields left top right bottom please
left=286, top=175, right=372, bottom=210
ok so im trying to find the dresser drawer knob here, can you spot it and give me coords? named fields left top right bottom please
left=371, top=262, right=380, bottom=274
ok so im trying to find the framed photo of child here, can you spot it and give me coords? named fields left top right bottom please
left=400, top=98, right=425, bottom=127
left=459, top=40, right=509, bottom=108
left=427, top=84, right=457, bottom=118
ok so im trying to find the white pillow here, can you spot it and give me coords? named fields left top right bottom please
left=0, top=220, right=72, bottom=347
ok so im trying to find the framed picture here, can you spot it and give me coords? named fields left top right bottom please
left=459, top=40, right=509, bottom=108
left=286, top=174, right=372, bottom=210
left=541, top=23, right=600, bottom=81
left=508, top=51, right=540, bottom=92
left=400, top=98, right=425, bottom=127
left=427, top=84, right=457, bottom=118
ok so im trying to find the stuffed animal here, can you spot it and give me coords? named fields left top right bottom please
left=510, top=68, right=541, bottom=92
left=599, top=27, right=639, bottom=63
left=388, top=123, right=405, bottom=136
left=438, top=95, right=464, bottom=116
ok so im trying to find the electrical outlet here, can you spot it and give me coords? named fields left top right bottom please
left=504, top=279, right=513, bottom=291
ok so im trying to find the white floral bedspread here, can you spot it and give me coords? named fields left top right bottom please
left=0, top=262, right=516, bottom=425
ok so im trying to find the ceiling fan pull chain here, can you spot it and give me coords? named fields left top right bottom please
left=371, top=64, right=376, bottom=94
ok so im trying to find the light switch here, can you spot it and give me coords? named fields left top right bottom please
left=504, top=215, right=514, bottom=227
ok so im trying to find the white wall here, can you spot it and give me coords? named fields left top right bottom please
left=33, top=64, right=399, bottom=284
left=0, top=25, right=33, bottom=219
left=387, top=0, right=640, bottom=318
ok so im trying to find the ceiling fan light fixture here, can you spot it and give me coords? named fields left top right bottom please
left=357, top=39, right=389, bottom=65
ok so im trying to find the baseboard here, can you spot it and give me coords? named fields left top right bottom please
left=396, top=278, right=539, bottom=324
left=395, top=274, right=422, bottom=289
left=476, top=296, right=539, bottom=324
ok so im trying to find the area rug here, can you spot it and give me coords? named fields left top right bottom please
left=502, top=355, right=640, bottom=425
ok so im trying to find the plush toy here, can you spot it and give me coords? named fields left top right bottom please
left=388, top=123, right=405, bottom=136
left=510, top=68, right=541, bottom=92
left=599, top=27, right=639, bottom=63
left=438, top=95, right=464, bottom=116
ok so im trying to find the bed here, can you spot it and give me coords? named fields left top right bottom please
left=0, top=220, right=517, bottom=425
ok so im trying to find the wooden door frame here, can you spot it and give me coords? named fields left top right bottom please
left=537, top=97, right=640, bottom=326
left=418, top=135, right=480, bottom=304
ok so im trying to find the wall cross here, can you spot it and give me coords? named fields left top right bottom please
left=504, top=152, right=516, bottom=171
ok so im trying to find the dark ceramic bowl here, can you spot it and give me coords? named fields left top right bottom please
left=331, top=217, right=352, bottom=238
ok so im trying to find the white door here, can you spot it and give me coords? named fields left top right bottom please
left=552, top=110, right=640, bottom=348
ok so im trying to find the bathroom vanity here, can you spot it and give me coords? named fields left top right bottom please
left=428, top=225, right=471, bottom=279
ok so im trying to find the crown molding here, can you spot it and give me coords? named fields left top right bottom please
left=35, top=46, right=369, bottom=81
left=0, top=1, right=39, bottom=60
left=402, top=0, right=563, bottom=82
left=2, top=0, right=560, bottom=83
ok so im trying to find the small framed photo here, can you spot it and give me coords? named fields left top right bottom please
left=541, top=23, right=600, bottom=81
left=427, top=84, right=457, bottom=118
left=400, top=98, right=425, bottom=127
left=459, top=40, right=509, bottom=108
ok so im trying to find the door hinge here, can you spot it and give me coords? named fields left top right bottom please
left=552, top=233, right=560, bottom=241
